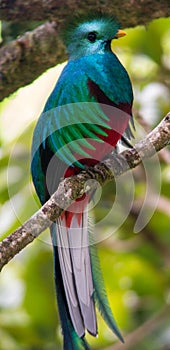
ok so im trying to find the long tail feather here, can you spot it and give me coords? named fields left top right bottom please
left=56, top=210, right=97, bottom=336
left=88, top=219, right=124, bottom=343
left=51, top=224, right=91, bottom=350
left=68, top=211, right=97, bottom=336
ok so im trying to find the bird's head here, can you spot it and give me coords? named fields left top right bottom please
left=63, top=14, right=126, bottom=60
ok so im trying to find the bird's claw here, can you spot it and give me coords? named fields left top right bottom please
left=83, top=163, right=108, bottom=181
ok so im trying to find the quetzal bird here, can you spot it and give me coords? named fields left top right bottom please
left=31, top=14, right=134, bottom=350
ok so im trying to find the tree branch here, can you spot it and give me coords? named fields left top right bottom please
left=0, top=113, right=170, bottom=271
left=0, top=21, right=66, bottom=101
left=0, top=0, right=169, bottom=24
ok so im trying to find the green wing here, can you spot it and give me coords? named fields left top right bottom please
left=36, top=65, right=111, bottom=168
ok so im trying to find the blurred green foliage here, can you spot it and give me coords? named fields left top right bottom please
left=0, top=17, right=170, bottom=350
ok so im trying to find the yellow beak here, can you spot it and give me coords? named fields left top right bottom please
left=115, top=29, right=127, bottom=38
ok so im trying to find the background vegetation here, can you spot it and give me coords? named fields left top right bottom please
left=0, top=16, right=170, bottom=350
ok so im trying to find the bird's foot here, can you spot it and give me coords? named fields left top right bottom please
left=83, top=163, right=109, bottom=181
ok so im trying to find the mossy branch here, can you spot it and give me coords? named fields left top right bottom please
left=0, top=22, right=66, bottom=101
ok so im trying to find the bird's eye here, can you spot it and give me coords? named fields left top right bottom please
left=87, top=32, right=97, bottom=42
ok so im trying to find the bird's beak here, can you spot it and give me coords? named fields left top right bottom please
left=115, top=29, right=127, bottom=39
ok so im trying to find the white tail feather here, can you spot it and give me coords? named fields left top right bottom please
left=56, top=210, right=97, bottom=337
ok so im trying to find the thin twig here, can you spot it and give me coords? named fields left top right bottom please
left=105, top=305, right=170, bottom=350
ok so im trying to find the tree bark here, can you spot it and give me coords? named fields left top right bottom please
left=0, top=21, right=66, bottom=101
left=0, top=113, right=170, bottom=271
left=0, top=0, right=169, bottom=25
